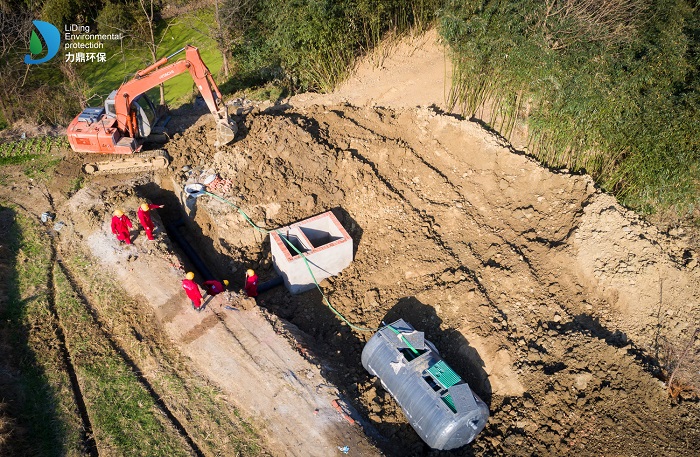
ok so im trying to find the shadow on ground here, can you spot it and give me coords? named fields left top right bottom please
left=0, top=206, right=80, bottom=455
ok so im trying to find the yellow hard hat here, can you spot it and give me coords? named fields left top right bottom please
left=140, top=203, right=149, bottom=211
left=246, top=269, right=255, bottom=276
left=186, top=272, right=195, bottom=280
left=113, top=209, right=123, bottom=217
left=223, top=279, right=229, bottom=286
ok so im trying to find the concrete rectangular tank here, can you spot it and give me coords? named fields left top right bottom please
left=270, top=211, right=353, bottom=294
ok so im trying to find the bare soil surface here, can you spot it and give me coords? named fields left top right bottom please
left=1, top=29, right=699, bottom=456
left=57, top=178, right=378, bottom=457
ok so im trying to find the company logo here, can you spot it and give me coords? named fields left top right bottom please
left=25, top=20, right=60, bottom=64
left=159, top=70, right=176, bottom=79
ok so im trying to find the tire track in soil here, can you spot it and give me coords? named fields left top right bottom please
left=38, top=188, right=204, bottom=457
left=53, top=250, right=206, bottom=457
left=27, top=189, right=100, bottom=456
left=46, top=243, right=99, bottom=457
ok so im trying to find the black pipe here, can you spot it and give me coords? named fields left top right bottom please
left=166, top=219, right=214, bottom=281
left=167, top=218, right=284, bottom=294
left=258, top=275, right=284, bottom=294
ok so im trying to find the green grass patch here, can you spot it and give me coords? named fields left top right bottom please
left=0, top=137, right=67, bottom=179
left=22, top=155, right=63, bottom=181
left=240, top=81, right=289, bottom=102
left=83, top=7, right=223, bottom=109
left=69, top=175, right=85, bottom=195
left=0, top=206, right=84, bottom=456
left=0, top=153, right=42, bottom=167
left=52, top=263, right=190, bottom=456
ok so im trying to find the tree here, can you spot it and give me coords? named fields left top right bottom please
left=136, top=0, right=169, bottom=106
left=96, top=1, right=138, bottom=59
left=188, top=0, right=258, bottom=78
left=0, top=4, right=33, bottom=125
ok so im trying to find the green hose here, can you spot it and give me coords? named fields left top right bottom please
left=387, top=324, right=420, bottom=356
left=203, top=190, right=376, bottom=333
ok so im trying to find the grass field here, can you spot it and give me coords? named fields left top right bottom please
left=0, top=206, right=84, bottom=456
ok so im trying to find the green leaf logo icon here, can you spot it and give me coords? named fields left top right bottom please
left=25, top=21, right=60, bottom=64
left=29, top=30, right=43, bottom=55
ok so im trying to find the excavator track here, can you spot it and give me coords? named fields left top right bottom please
left=82, top=150, right=170, bottom=175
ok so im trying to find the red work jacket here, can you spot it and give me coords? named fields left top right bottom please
left=111, top=215, right=132, bottom=237
left=137, top=204, right=160, bottom=230
left=182, top=279, right=202, bottom=306
left=245, top=274, right=258, bottom=297
left=203, top=280, right=225, bottom=296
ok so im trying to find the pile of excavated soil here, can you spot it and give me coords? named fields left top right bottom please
left=5, top=28, right=690, bottom=457
left=160, top=100, right=699, bottom=455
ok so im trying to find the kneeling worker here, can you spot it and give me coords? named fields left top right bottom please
left=203, top=279, right=228, bottom=298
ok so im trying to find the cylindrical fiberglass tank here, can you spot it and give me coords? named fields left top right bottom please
left=361, top=319, right=489, bottom=450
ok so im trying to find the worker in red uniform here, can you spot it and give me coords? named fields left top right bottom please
left=244, top=269, right=258, bottom=297
left=137, top=202, right=164, bottom=241
left=182, top=271, right=203, bottom=311
left=203, top=279, right=228, bottom=298
left=111, top=209, right=133, bottom=244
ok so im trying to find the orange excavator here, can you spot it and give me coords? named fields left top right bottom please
left=67, top=45, right=237, bottom=174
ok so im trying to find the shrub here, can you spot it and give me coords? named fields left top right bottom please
left=440, top=0, right=700, bottom=221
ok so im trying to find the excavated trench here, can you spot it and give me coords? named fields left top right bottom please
left=134, top=181, right=262, bottom=287
left=130, top=180, right=415, bottom=453
left=53, top=100, right=700, bottom=456
left=128, top=174, right=503, bottom=456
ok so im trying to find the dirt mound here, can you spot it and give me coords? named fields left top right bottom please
left=158, top=98, right=699, bottom=455
left=291, top=28, right=450, bottom=110
left=573, top=193, right=700, bottom=341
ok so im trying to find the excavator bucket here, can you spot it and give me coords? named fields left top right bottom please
left=214, top=108, right=237, bottom=146
left=215, top=116, right=237, bottom=147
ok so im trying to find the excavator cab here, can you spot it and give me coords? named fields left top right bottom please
left=104, top=90, right=157, bottom=139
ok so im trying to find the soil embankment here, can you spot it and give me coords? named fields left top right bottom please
left=156, top=99, right=699, bottom=455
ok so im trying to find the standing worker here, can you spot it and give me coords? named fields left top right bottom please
left=111, top=209, right=133, bottom=245
left=137, top=202, right=164, bottom=241
left=182, top=271, right=203, bottom=311
left=203, top=279, right=228, bottom=298
left=244, top=269, right=258, bottom=297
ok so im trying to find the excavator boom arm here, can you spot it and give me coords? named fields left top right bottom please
left=114, top=45, right=228, bottom=138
